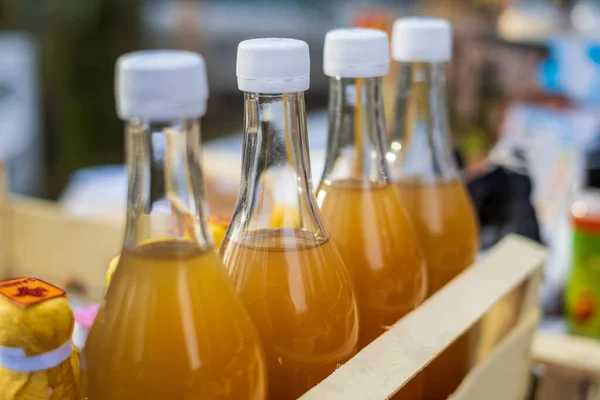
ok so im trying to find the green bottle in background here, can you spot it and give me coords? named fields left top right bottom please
left=565, top=148, right=600, bottom=338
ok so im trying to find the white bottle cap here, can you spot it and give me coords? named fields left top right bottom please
left=237, top=38, right=310, bottom=93
left=392, top=17, right=452, bottom=63
left=323, top=28, right=390, bottom=78
left=116, top=50, right=209, bottom=121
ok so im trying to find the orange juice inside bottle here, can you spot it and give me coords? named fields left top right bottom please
left=221, top=228, right=359, bottom=400
left=395, top=179, right=478, bottom=399
left=85, top=240, right=267, bottom=400
left=319, top=179, right=426, bottom=347
left=318, top=180, right=426, bottom=400
left=396, top=180, right=478, bottom=296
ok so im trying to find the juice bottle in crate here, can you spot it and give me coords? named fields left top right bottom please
left=388, top=18, right=480, bottom=399
left=220, top=38, right=360, bottom=400
left=83, top=50, right=267, bottom=400
left=316, top=28, right=427, bottom=399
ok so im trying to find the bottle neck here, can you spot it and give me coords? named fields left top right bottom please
left=227, top=92, right=327, bottom=240
left=320, top=77, right=390, bottom=187
left=389, top=62, right=458, bottom=182
left=123, top=119, right=213, bottom=250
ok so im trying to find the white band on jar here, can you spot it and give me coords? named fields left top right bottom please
left=0, top=340, right=73, bottom=372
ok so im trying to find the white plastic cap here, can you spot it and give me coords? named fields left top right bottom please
left=116, top=50, right=209, bottom=121
left=237, top=38, right=310, bottom=93
left=323, top=28, right=390, bottom=78
left=392, top=17, right=452, bottom=62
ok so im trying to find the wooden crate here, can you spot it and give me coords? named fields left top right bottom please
left=0, top=165, right=122, bottom=300
left=0, top=165, right=547, bottom=399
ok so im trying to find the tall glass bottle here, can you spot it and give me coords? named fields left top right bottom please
left=389, top=18, right=480, bottom=400
left=316, top=28, right=426, bottom=400
left=220, top=39, right=359, bottom=400
left=83, top=51, right=267, bottom=400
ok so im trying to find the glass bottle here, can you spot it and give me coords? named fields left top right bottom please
left=316, top=28, right=426, bottom=400
left=389, top=18, right=480, bottom=400
left=83, top=50, right=267, bottom=400
left=220, top=39, right=359, bottom=400
left=565, top=147, right=600, bottom=338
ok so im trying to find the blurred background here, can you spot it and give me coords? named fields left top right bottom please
left=1, top=0, right=596, bottom=195
left=1, top=0, right=600, bottom=326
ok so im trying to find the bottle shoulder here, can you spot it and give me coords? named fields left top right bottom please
left=572, top=188, right=600, bottom=218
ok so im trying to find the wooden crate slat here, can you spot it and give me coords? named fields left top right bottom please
left=0, top=164, right=12, bottom=278
left=533, top=332, right=600, bottom=381
left=474, top=269, right=542, bottom=363
left=533, top=333, right=600, bottom=400
left=300, top=235, right=546, bottom=400
left=454, top=308, right=540, bottom=399
left=8, top=194, right=122, bottom=300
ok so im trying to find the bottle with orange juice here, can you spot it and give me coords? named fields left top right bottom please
left=316, top=28, right=427, bottom=400
left=220, top=38, right=359, bottom=400
left=388, top=18, right=480, bottom=400
left=83, top=50, right=267, bottom=400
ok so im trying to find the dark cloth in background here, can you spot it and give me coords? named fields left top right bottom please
left=467, top=166, right=542, bottom=250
